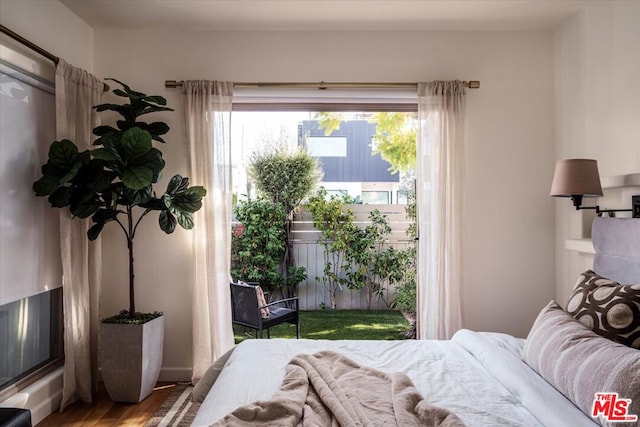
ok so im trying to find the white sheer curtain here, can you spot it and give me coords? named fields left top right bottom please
left=183, top=81, right=235, bottom=383
left=416, top=81, right=466, bottom=340
left=55, top=59, right=103, bottom=410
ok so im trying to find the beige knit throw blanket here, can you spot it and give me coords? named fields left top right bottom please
left=211, top=350, right=465, bottom=427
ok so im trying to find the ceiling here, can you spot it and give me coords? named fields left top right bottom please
left=60, top=0, right=589, bottom=32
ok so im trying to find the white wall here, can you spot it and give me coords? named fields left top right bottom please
left=554, top=0, right=640, bottom=304
left=0, top=0, right=94, bottom=71
left=93, top=28, right=556, bottom=376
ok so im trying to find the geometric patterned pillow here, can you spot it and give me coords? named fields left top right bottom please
left=566, top=270, right=640, bottom=349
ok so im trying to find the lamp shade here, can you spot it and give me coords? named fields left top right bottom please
left=550, top=159, right=603, bottom=197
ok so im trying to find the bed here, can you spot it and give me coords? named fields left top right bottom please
left=192, top=217, right=640, bottom=427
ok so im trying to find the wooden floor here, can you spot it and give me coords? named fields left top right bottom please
left=37, top=383, right=177, bottom=427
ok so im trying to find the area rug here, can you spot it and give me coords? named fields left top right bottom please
left=145, top=383, right=200, bottom=427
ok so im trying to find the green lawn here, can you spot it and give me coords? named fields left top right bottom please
left=234, top=310, right=411, bottom=343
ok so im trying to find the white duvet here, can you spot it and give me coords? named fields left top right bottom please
left=192, top=330, right=597, bottom=426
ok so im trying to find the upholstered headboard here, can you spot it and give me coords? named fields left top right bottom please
left=592, top=217, right=640, bottom=284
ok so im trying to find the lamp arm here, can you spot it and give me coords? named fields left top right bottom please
left=576, top=205, right=632, bottom=217
left=569, top=195, right=632, bottom=217
left=595, top=207, right=632, bottom=215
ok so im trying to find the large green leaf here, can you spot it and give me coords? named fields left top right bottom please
left=48, top=140, right=78, bottom=168
left=41, top=162, right=65, bottom=178
left=134, top=121, right=169, bottom=142
left=162, top=182, right=203, bottom=230
left=33, top=175, right=60, bottom=196
left=136, top=102, right=174, bottom=116
left=70, top=198, right=99, bottom=218
left=185, top=186, right=206, bottom=198
left=48, top=186, right=72, bottom=207
left=143, top=95, right=167, bottom=106
left=91, top=148, right=120, bottom=162
left=122, top=165, right=153, bottom=190
left=98, top=138, right=124, bottom=172
left=86, top=209, right=120, bottom=240
left=145, top=121, right=170, bottom=135
left=116, top=120, right=129, bottom=130
left=140, top=197, right=166, bottom=211
left=130, top=148, right=164, bottom=182
left=162, top=193, right=173, bottom=210
left=95, top=103, right=126, bottom=113
left=85, top=162, right=116, bottom=193
left=93, top=125, right=118, bottom=136
left=93, top=130, right=121, bottom=148
left=164, top=176, right=206, bottom=213
left=92, top=208, right=121, bottom=224
left=159, top=210, right=177, bottom=234
left=106, top=79, right=148, bottom=101
left=163, top=194, right=194, bottom=231
left=58, top=160, right=82, bottom=184
left=34, top=143, right=83, bottom=197
left=166, top=175, right=189, bottom=195
left=87, top=222, right=105, bottom=241
left=121, top=128, right=152, bottom=161
left=172, top=189, right=205, bottom=213
left=112, top=89, right=129, bottom=98
left=176, top=211, right=194, bottom=230
left=106, top=78, right=133, bottom=93
left=124, top=186, right=152, bottom=204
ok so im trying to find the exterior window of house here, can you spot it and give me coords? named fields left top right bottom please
left=306, top=136, right=347, bottom=157
left=397, top=191, right=409, bottom=205
left=361, top=191, right=390, bottom=204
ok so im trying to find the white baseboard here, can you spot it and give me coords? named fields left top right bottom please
left=0, top=367, right=63, bottom=425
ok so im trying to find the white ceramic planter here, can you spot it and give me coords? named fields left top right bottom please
left=100, top=314, right=164, bottom=403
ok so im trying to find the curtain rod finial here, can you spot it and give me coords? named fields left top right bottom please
left=165, top=80, right=183, bottom=88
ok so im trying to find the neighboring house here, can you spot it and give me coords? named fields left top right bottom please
left=299, top=120, right=403, bottom=204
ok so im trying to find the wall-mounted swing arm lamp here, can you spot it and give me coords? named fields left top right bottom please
left=550, top=159, right=640, bottom=218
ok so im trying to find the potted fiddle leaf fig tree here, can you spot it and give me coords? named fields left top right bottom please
left=33, top=79, right=206, bottom=403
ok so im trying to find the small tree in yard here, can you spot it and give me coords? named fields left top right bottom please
left=363, top=210, right=408, bottom=310
left=308, top=189, right=417, bottom=313
left=307, top=188, right=371, bottom=309
left=242, top=147, right=321, bottom=298
left=392, top=191, right=417, bottom=338
left=249, top=147, right=320, bottom=215
left=231, top=199, right=305, bottom=296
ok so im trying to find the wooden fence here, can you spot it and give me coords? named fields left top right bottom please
left=291, top=204, right=413, bottom=310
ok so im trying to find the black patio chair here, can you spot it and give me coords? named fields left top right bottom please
left=230, top=282, right=300, bottom=338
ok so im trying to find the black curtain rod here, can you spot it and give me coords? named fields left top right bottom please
left=0, top=24, right=109, bottom=92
